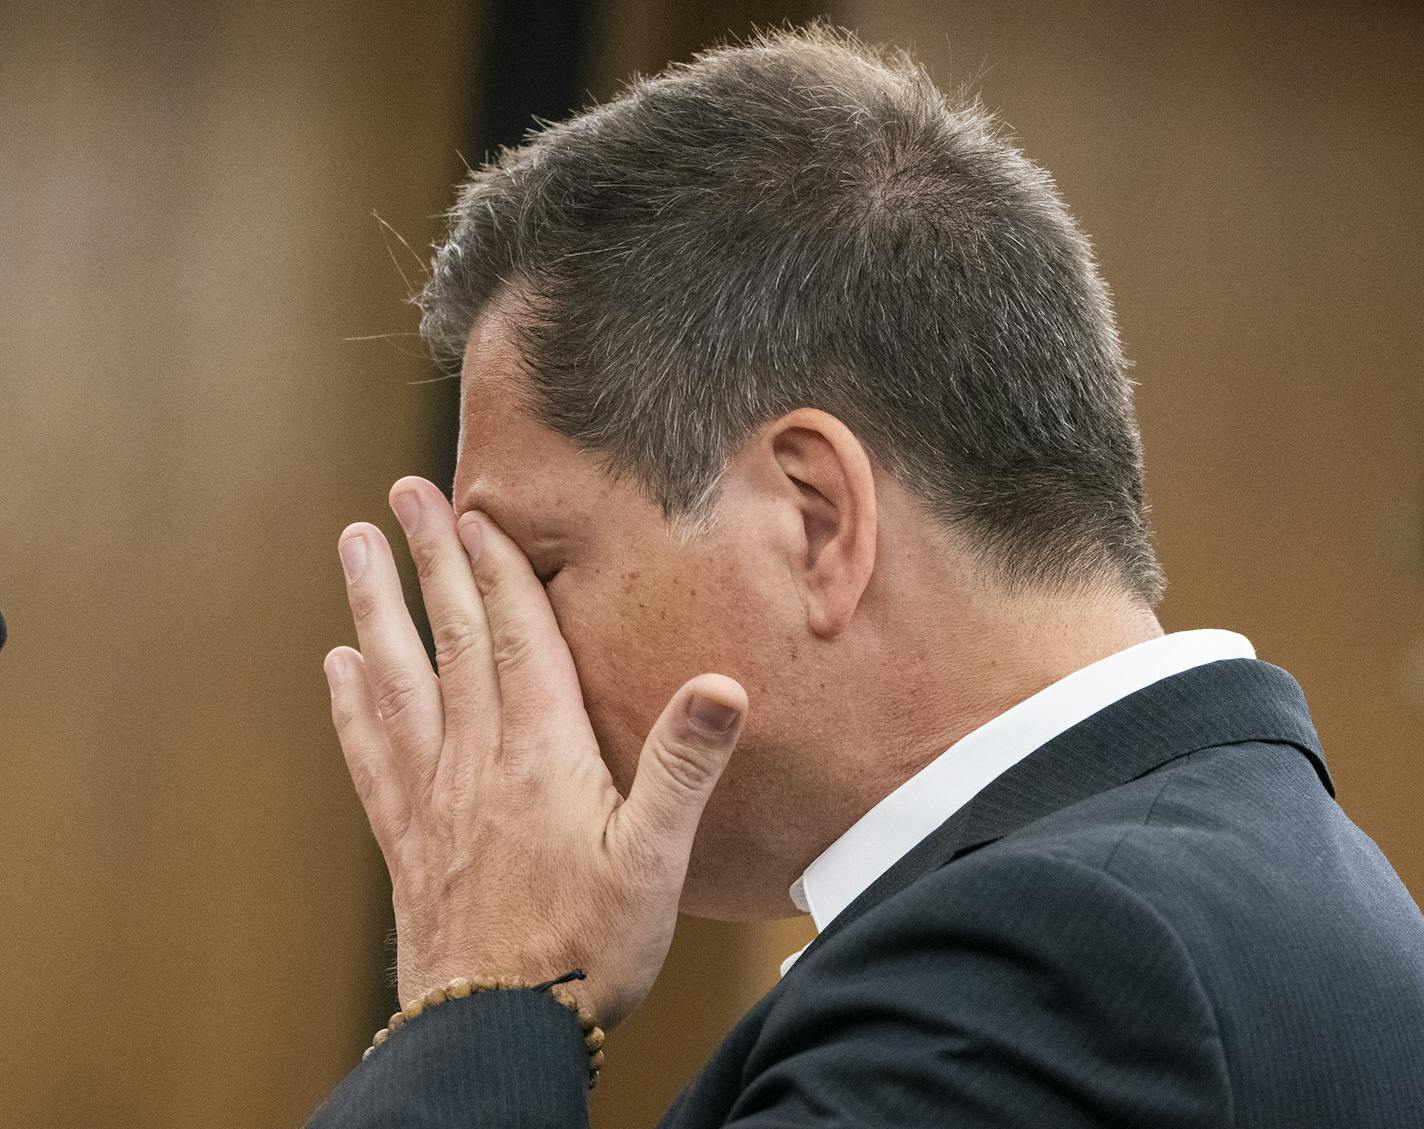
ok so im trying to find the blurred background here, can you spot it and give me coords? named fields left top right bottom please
left=2, top=1, right=1421, bottom=1125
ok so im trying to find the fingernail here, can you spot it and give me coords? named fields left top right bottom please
left=458, top=512, right=483, bottom=562
left=391, top=491, right=421, bottom=536
left=688, top=694, right=738, bottom=735
left=339, top=534, right=368, bottom=583
left=323, top=654, right=342, bottom=696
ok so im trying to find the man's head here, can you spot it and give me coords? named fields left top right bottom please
left=422, top=25, right=1164, bottom=919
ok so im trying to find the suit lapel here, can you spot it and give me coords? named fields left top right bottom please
left=785, top=658, right=1331, bottom=971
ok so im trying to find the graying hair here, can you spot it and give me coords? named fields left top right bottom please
left=419, top=22, right=1165, bottom=604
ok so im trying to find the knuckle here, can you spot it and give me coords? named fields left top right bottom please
left=429, top=778, right=478, bottom=827
left=654, top=737, right=716, bottom=794
left=374, top=672, right=425, bottom=723
left=346, top=581, right=380, bottom=620
left=432, top=618, right=484, bottom=671
left=348, top=759, right=380, bottom=803
left=488, top=764, right=544, bottom=814
left=491, top=630, right=537, bottom=678
left=387, top=810, right=412, bottom=847
left=427, top=786, right=457, bottom=824
left=330, top=697, right=363, bottom=738
left=409, top=536, right=442, bottom=583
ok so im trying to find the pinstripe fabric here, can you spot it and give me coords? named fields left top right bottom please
left=306, top=660, right=1424, bottom=1127
left=306, top=984, right=591, bottom=1127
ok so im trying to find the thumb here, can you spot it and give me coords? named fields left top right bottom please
left=622, top=674, right=748, bottom=856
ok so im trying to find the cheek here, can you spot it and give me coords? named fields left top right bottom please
left=552, top=584, right=663, bottom=796
left=554, top=567, right=717, bottom=795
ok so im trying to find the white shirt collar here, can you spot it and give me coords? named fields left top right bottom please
left=779, top=628, right=1256, bottom=976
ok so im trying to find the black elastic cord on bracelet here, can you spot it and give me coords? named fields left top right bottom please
left=533, top=968, right=587, bottom=992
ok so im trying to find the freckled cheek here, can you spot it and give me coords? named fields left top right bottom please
left=556, top=585, right=673, bottom=793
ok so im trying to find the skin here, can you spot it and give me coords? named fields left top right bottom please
left=448, top=294, right=1164, bottom=921
left=324, top=288, right=1164, bottom=1029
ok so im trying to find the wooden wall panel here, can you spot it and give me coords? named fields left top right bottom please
left=0, top=2, right=477, bottom=1124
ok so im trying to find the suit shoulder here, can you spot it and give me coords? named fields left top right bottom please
left=982, top=737, right=1338, bottom=875
left=753, top=848, right=1229, bottom=1126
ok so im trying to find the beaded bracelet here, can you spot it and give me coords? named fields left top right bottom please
left=363, top=968, right=606, bottom=1090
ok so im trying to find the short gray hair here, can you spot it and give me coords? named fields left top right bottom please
left=419, top=22, right=1165, bottom=605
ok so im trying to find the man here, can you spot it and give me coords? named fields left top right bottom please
left=307, top=24, right=1424, bottom=1127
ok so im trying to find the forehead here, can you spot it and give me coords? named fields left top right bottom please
left=457, top=311, right=534, bottom=479
left=453, top=302, right=596, bottom=517
left=458, top=298, right=528, bottom=432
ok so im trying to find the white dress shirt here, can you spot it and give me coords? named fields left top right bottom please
left=778, top=628, right=1257, bottom=976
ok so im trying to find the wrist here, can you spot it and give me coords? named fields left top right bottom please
left=365, top=969, right=606, bottom=1090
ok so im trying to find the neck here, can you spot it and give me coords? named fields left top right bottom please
left=808, top=576, right=1163, bottom=879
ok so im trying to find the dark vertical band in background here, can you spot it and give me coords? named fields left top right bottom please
left=481, top=0, right=593, bottom=155
left=422, top=0, right=593, bottom=509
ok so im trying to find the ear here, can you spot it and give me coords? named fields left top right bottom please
left=767, top=408, right=878, bottom=639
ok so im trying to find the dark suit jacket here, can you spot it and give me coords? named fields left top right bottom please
left=305, top=659, right=1424, bottom=1126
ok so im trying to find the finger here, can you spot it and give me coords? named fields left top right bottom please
left=324, top=646, right=410, bottom=869
left=457, top=509, right=589, bottom=760
left=339, top=521, right=442, bottom=788
left=619, top=674, right=746, bottom=863
left=388, top=477, right=499, bottom=735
